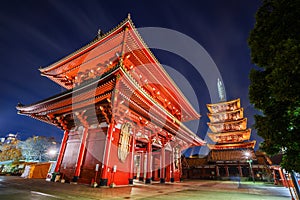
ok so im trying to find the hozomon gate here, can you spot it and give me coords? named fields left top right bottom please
left=17, top=16, right=205, bottom=186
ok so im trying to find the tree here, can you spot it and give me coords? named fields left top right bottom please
left=18, top=136, right=59, bottom=162
left=0, top=140, right=23, bottom=162
left=248, top=0, right=300, bottom=172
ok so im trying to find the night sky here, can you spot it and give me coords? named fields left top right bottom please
left=0, top=0, right=263, bottom=156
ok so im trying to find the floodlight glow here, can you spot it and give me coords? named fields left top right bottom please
left=48, top=149, right=57, bottom=155
left=244, top=152, right=250, bottom=157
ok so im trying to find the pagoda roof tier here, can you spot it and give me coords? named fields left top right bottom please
left=207, top=148, right=256, bottom=162
left=207, top=129, right=251, bottom=144
left=207, top=118, right=247, bottom=133
left=183, top=157, right=208, bottom=168
left=207, top=108, right=244, bottom=123
left=207, top=98, right=240, bottom=114
left=38, top=16, right=199, bottom=122
left=207, top=140, right=256, bottom=150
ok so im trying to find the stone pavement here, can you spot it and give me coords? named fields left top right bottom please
left=0, top=176, right=292, bottom=199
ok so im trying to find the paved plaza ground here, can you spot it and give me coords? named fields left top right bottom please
left=0, top=176, right=292, bottom=200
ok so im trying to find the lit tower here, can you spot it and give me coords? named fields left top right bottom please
left=206, top=79, right=256, bottom=177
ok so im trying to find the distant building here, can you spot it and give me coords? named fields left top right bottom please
left=5, top=133, right=17, bottom=144
left=0, top=133, right=18, bottom=145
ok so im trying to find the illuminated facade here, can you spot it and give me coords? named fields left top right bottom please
left=17, top=16, right=205, bottom=186
left=206, top=98, right=256, bottom=177
left=183, top=98, right=266, bottom=180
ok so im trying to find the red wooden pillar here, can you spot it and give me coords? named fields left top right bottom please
left=170, top=148, right=175, bottom=182
left=154, top=167, right=159, bottom=181
left=100, top=121, right=114, bottom=186
left=152, top=154, right=159, bottom=181
left=145, top=141, right=152, bottom=184
left=238, top=165, right=243, bottom=177
left=73, top=127, right=89, bottom=182
left=129, top=131, right=136, bottom=185
left=273, top=169, right=278, bottom=185
left=133, top=160, right=137, bottom=180
left=279, top=168, right=287, bottom=187
left=160, top=146, right=165, bottom=183
left=55, top=130, right=69, bottom=172
left=139, top=152, right=144, bottom=181
left=225, top=165, right=229, bottom=177
left=165, top=165, right=171, bottom=182
left=165, top=151, right=171, bottom=182
left=178, top=148, right=183, bottom=181
left=216, top=165, right=220, bottom=177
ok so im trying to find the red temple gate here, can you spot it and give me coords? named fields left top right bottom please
left=17, top=15, right=205, bottom=186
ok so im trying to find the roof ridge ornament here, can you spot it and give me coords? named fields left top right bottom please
left=97, top=29, right=104, bottom=39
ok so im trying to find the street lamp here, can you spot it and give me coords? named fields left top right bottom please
left=244, top=152, right=255, bottom=183
left=48, top=149, right=58, bottom=161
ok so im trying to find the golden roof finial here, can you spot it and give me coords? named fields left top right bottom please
left=127, top=13, right=131, bottom=19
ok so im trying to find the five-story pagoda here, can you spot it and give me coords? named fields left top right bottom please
left=206, top=79, right=256, bottom=177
